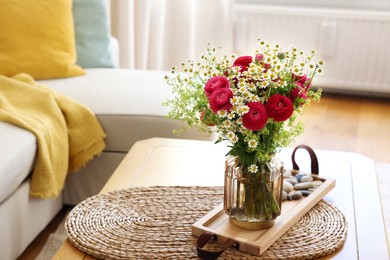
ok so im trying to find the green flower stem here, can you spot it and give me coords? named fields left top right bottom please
left=239, top=165, right=281, bottom=222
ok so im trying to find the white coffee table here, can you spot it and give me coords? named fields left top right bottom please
left=54, top=138, right=389, bottom=259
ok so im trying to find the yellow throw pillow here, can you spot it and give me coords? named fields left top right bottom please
left=0, top=0, right=85, bottom=79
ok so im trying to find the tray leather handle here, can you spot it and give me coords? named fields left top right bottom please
left=196, top=231, right=238, bottom=260
left=291, top=144, right=319, bottom=174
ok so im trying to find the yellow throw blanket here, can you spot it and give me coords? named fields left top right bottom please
left=0, top=74, right=106, bottom=198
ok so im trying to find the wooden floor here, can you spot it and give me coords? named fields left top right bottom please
left=17, top=206, right=71, bottom=260
left=291, top=93, right=390, bottom=163
left=17, top=93, right=390, bottom=259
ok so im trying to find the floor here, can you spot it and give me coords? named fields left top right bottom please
left=17, top=206, right=71, bottom=260
left=17, top=92, right=390, bottom=259
left=291, top=93, right=390, bottom=164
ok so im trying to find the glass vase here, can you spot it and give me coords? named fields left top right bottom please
left=224, top=155, right=284, bottom=230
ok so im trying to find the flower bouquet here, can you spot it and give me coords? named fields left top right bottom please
left=163, top=39, right=323, bottom=229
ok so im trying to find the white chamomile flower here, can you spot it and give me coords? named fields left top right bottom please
left=248, top=164, right=258, bottom=173
left=237, top=105, right=249, bottom=115
left=270, top=73, right=278, bottom=81
left=227, top=131, right=238, bottom=143
left=223, top=120, right=232, bottom=127
left=218, top=110, right=228, bottom=117
left=231, top=96, right=243, bottom=105
left=242, top=90, right=251, bottom=100
left=236, top=117, right=243, bottom=125
left=227, top=131, right=235, bottom=139
left=248, top=83, right=256, bottom=91
left=250, top=94, right=260, bottom=102
left=227, top=113, right=235, bottom=120
left=248, top=139, right=258, bottom=149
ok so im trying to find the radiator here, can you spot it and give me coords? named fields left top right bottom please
left=234, top=5, right=390, bottom=94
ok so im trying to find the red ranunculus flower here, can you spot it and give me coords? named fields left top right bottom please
left=292, top=74, right=311, bottom=89
left=233, top=56, right=253, bottom=72
left=209, top=88, right=233, bottom=113
left=289, top=82, right=307, bottom=106
left=261, top=62, right=271, bottom=72
left=242, top=102, right=268, bottom=131
left=204, top=76, right=230, bottom=98
left=265, top=94, right=294, bottom=122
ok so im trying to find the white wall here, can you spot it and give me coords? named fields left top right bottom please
left=236, top=0, right=390, bottom=12
left=234, top=5, right=390, bottom=94
left=108, top=0, right=390, bottom=94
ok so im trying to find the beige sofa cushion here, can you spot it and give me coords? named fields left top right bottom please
left=39, top=68, right=211, bottom=152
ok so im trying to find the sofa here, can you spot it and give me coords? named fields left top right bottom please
left=0, top=1, right=212, bottom=259
left=1, top=67, right=212, bottom=260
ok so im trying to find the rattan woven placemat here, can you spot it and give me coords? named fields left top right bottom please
left=65, top=186, right=347, bottom=259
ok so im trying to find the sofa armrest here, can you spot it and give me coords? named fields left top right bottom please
left=109, top=36, right=120, bottom=68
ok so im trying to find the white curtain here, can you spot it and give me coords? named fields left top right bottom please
left=111, top=0, right=234, bottom=71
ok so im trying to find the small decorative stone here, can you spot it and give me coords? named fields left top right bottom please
left=284, top=170, right=292, bottom=178
left=312, top=180, right=323, bottom=188
left=281, top=175, right=324, bottom=202
left=283, top=181, right=294, bottom=193
left=300, top=175, right=313, bottom=183
left=294, top=182, right=313, bottom=190
left=285, top=177, right=298, bottom=185
left=300, top=190, right=312, bottom=197
left=282, top=191, right=288, bottom=201
left=287, top=191, right=303, bottom=200
left=295, top=173, right=305, bottom=182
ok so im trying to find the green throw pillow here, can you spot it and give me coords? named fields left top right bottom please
left=73, top=0, right=115, bottom=68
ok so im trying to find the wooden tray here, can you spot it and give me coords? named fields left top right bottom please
left=192, top=171, right=336, bottom=256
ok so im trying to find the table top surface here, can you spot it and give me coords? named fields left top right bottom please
left=54, top=138, right=389, bottom=259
